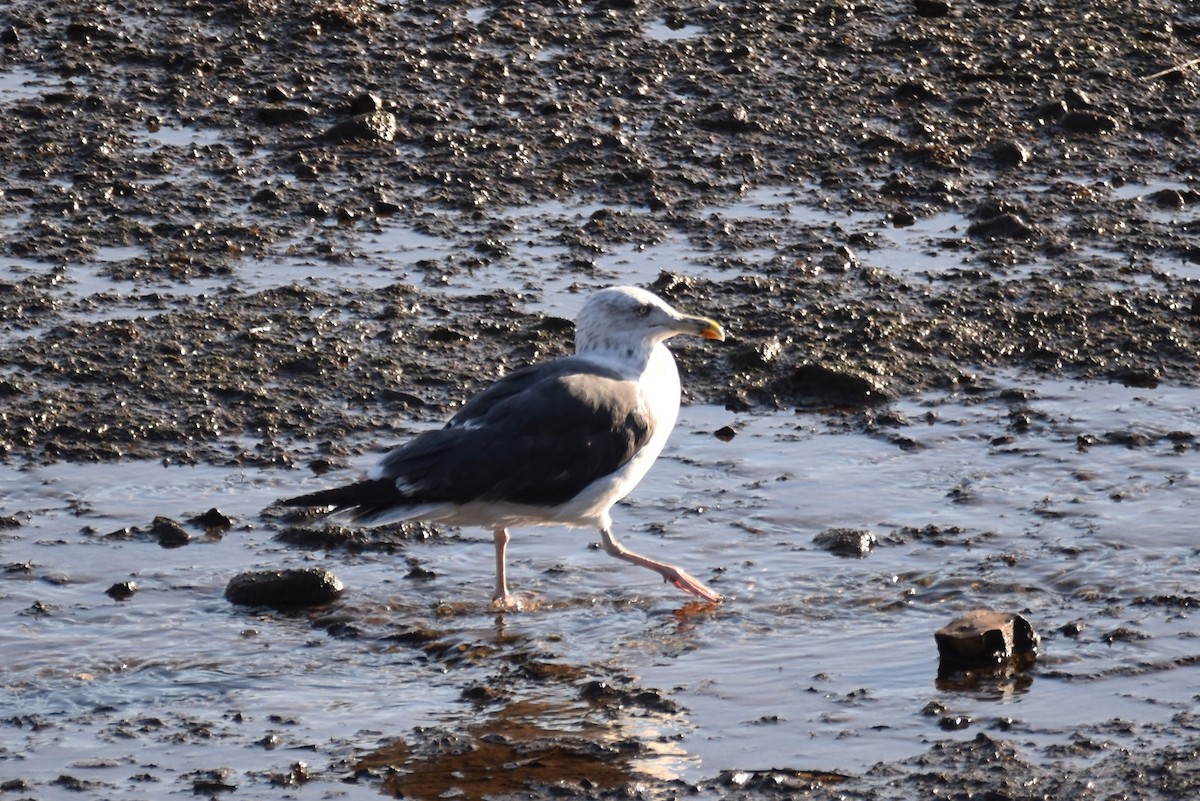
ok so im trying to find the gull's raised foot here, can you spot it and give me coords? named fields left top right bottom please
left=661, top=566, right=722, bottom=603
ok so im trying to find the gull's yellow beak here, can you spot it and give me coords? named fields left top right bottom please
left=698, top=318, right=726, bottom=342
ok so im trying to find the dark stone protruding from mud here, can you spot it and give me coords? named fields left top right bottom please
left=325, top=110, right=399, bottom=143
left=225, top=568, right=344, bottom=609
left=1059, top=110, right=1119, bottom=136
left=188, top=767, right=237, bottom=794
left=696, top=102, right=759, bottom=133
left=967, top=211, right=1037, bottom=241
left=987, top=139, right=1031, bottom=168
left=268, top=762, right=310, bottom=788
left=935, top=609, right=1040, bottom=667
left=775, top=364, right=891, bottom=408
left=150, top=516, right=190, bottom=548
left=912, top=0, right=951, bottom=17
left=105, top=580, right=137, bottom=600
left=256, top=105, right=313, bottom=126
left=190, top=508, right=234, bottom=534
left=813, top=528, right=877, bottom=557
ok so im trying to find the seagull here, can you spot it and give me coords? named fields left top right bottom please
left=281, top=285, right=725, bottom=607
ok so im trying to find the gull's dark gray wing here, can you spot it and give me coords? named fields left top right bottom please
left=282, top=358, right=655, bottom=520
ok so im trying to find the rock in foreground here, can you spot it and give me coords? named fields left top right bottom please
left=935, top=608, right=1039, bottom=668
left=224, top=568, right=344, bottom=609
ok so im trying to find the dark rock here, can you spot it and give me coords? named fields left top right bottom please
left=224, top=567, right=344, bottom=609
left=52, top=775, right=95, bottom=791
left=775, top=363, right=891, bottom=408
left=988, top=139, right=1031, bottom=168
left=255, top=105, right=312, bottom=126
left=1035, top=99, right=1069, bottom=123
left=1132, top=594, right=1199, bottom=608
left=1060, top=619, right=1086, bottom=637
left=19, top=600, right=57, bottom=617
left=405, top=557, right=436, bottom=580
left=105, top=580, right=138, bottom=600
left=268, top=762, right=310, bottom=788
left=813, top=527, right=877, bottom=557
left=1146, top=188, right=1187, bottom=209
left=713, top=425, right=737, bottom=442
left=347, top=92, right=383, bottom=114
left=935, top=609, right=1040, bottom=667
left=1111, top=367, right=1160, bottom=388
left=150, top=516, right=190, bottom=548
left=894, top=79, right=940, bottom=102
left=461, top=684, right=504, bottom=703
left=189, top=508, right=234, bottom=533
left=967, top=210, right=1036, bottom=240
left=188, top=767, right=237, bottom=794
left=1059, top=110, right=1118, bottom=135
left=939, top=714, right=972, bottom=730
left=325, top=110, right=399, bottom=144
left=1103, top=627, right=1149, bottom=644
left=696, top=102, right=758, bottom=134
left=912, top=0, right=951, bottom=16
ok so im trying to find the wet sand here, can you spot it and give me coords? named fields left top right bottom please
left=2, top=1, right=1200, bottom=799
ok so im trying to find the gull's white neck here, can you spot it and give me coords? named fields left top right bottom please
left=575, top=334, right=664, bottom=376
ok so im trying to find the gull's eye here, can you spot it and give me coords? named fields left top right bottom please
left=637, top=303, right=652, bottom=317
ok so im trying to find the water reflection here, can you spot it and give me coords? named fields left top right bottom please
left=361, top=695, right=690, bottom=800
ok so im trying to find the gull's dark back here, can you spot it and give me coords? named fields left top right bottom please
left=282, top=355, right=654, bottom=521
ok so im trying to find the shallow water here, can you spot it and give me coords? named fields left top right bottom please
left=2, top=373, right=1197, bottom=796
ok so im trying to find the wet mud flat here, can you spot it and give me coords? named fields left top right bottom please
left=1, top=0, right=1199, bottom=465
left=1, top=0, right=1200, bottom=799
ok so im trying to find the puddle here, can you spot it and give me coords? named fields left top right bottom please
left=1108, top=178, right=1194, bottom=203
left=645, top=20, right=706, bottom=42
left=2, top=374, right=1198, bottom=796
left=133, top=123, right=229, bottom=150
left=0, top=65, right=61, bottom=104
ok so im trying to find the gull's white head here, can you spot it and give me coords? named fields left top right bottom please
left=574, top=285, right=725, bottom=357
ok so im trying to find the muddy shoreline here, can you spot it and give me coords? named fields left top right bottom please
left=2, top=0, right=1199, bottom=798
left=2, top=0, right=1199, bottom=468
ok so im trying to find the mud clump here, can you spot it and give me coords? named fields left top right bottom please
left=813, top=527, right=878, bottom=557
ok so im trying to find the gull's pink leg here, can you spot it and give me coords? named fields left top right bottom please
left=600, top=528, right=721, bottom=602
left=491, top=527, right=513, bottom=607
